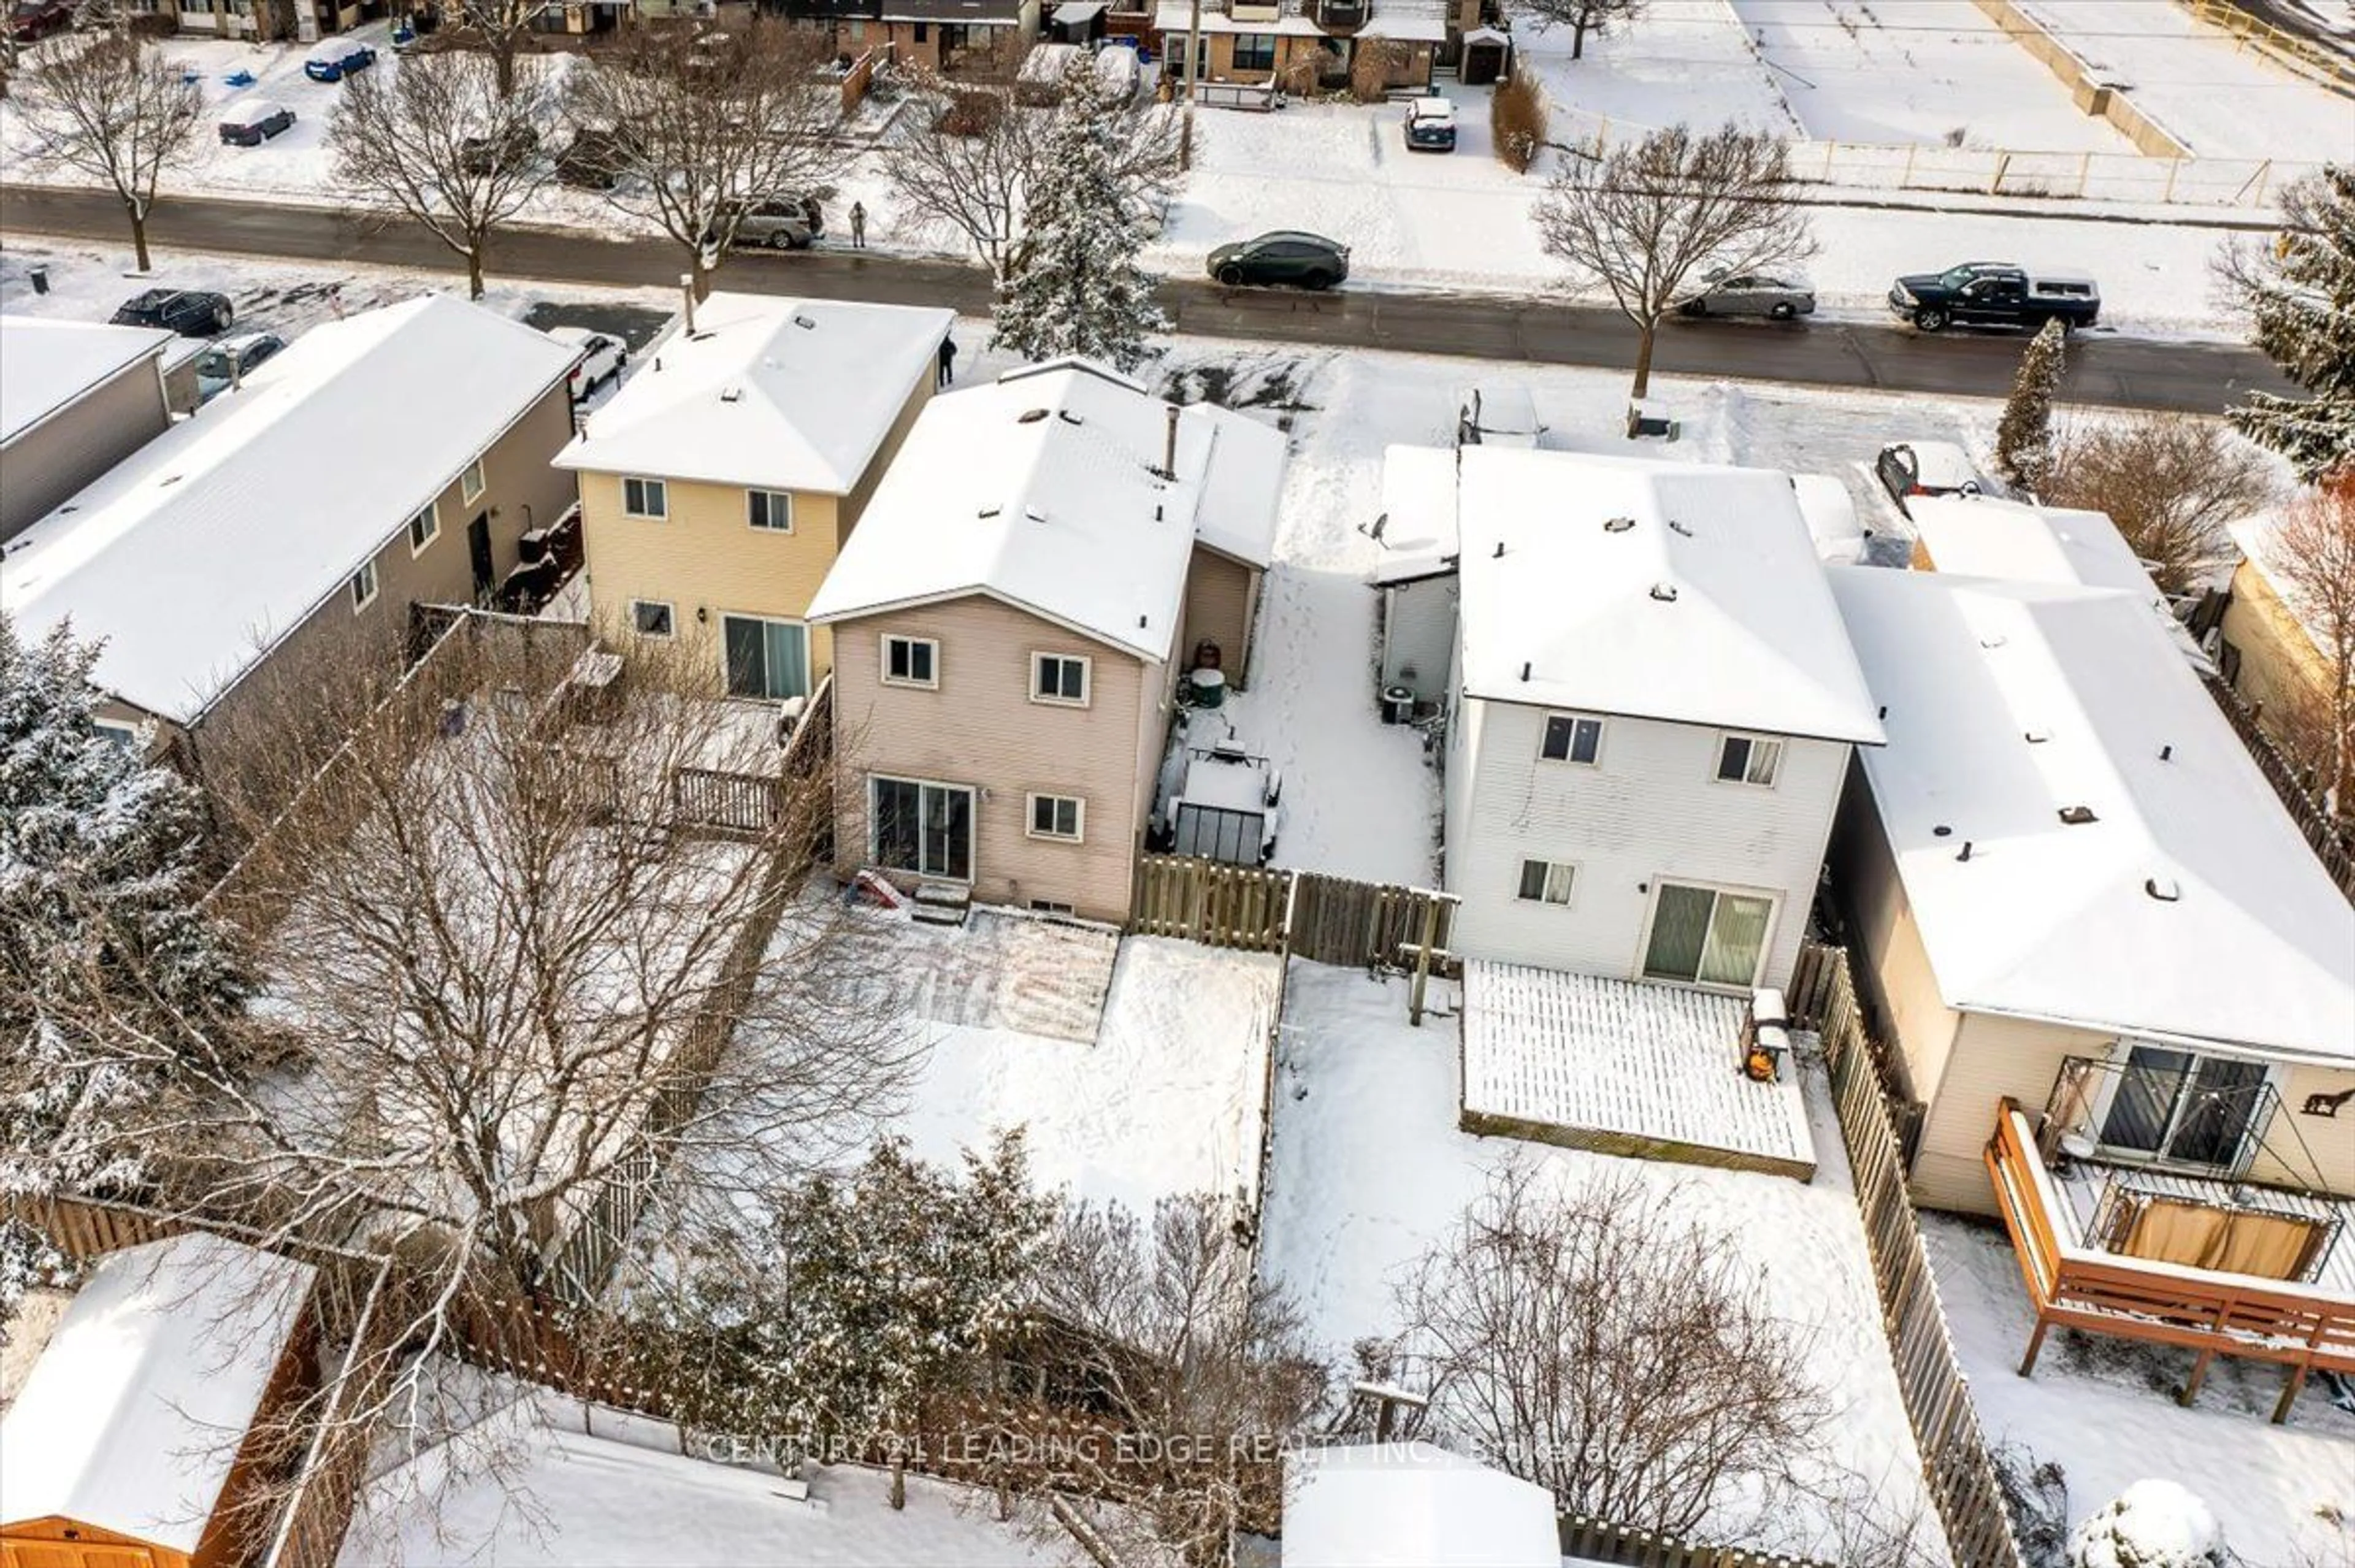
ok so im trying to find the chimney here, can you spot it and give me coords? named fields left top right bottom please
left=680, top=273, right=697, bottom=335
left=1162, top=403, right=1180, bottom=480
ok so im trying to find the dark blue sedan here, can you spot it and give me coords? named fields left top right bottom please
left=304, top=40, right=378, bottom=82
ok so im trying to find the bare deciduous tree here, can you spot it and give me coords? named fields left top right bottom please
left=11, top=33, right=204, bottom=271
left=2268, top=476, right=2355, bottom=816
left=882, top=56, right=1182, bottom=286
left=565, top=21, right=841, bottom=297
left=327, top=50, right=553, bottom=300
left=1520, top=0, right=1647, bottom=61
left=1017, top=1193, right=1327, bottom=1568
left=1389, top=1160, right=1832, bottom=1543
left=66, top=626, right=921, bottom=1496
left=2043, top=414, right=2277, bottom=595
left=446, top=0, right=545, bottom=99
left=1534, top=121, right=1813, bottom=402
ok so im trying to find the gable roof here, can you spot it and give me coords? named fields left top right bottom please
left=1, top=295, right=574, bottom=724
left=553, top=294, right=954, bottom=495
left=1454, top=449, right=1884, bottom=744
left=1908, top=494, right=2212, bottom=671
left=1283, top=1444, right=1559, bottom=1568
left=1829, top=566, right=2355, bottom=1063
left=806, top=361, right=1289, bottom=659
left=0, top=1233, right=315, bottom=1551
left=0, top=316, right=174, bottom=447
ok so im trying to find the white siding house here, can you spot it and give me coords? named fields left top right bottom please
left=1438, top=451, right=1884, bottom=992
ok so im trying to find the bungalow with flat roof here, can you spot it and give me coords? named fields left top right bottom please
left=554, top=293, right=953, bottom=706
left=807, top=358, right=1285, bottom=923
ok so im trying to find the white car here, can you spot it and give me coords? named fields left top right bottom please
left=545, top=326, right=627, bottom=400
left=1875, top=440, right=1983, bottom=518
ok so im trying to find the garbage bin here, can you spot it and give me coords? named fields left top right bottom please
left=1188, top=668, right=1227, bottom=709
left=1381, top=685, right=1414, bottom=724
left=28, top=265, right=50, bottom=296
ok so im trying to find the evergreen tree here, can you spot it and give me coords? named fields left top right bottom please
left=2227, top=164, right=2355, bottom=481
left=0, top=616, right=249, bottom=1327
left=992, top=58, right=1168, bottom=374
left=1995, top=317, right=2067, bottom=495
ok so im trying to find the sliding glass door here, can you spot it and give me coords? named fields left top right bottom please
left=2097, top=1044, right=2270, bottom=1172
left=871, top=776, right=975, bottom=882
left=1643, top=882, right=1775, bottom=989
left=721, top=614, right=811, bottom=702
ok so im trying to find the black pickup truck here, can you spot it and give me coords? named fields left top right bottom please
left=1887, top=261, right=2101, bottom=333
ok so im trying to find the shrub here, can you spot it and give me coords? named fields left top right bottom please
left=1350, top=37, right=1404, bottom=102
left=1491, top=72, right=1547, bottom=173
left=936, top=87, right=1003, bottom=136
left=2043, top=413, right=2276, bottom=595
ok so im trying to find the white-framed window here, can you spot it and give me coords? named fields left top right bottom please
left=1716, top=732, right=1783, bottom=787
left=93, top=719, right=140, bottom=752
left=1032, top=652, right=1090, bottom=706
left=1232, top=31, right=1277, bottom=69
left=408, top=502, right=440, bottom=555
left=1539, top=712, right=1604, bottom=765
left=882, top=634, right=939, bottom=688
left=1027, top=793, right=1085, bottom=842
left=630, top=600, right=675, bottom=638
left=622, top=475, right=668, bottom=519
left=1515, top=859, right=1576, bottom=905
left=350, top=560, right=378, bottom=612
left=1030, top=899, right=1076, bottom=916
left=747, top=489, right=794, bottom=532
left=1642, top=881, right=1776, bottom=990
left=460, top=457, right=487, bottom=505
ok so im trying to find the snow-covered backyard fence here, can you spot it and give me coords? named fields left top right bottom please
left=1554, top=1512, right=1836, bottom=1567
left=1786, top=941, right=2028, bottom=1568
left=2199, top=672, right=2355, bottom=903
left=2178, top=0, right=2355, bottom=96
left=1128, top=854, right=1457, bottom=974
left=1131, top=853, right=1291, bottom=949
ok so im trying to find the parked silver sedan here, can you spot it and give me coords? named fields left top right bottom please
left=1677, top=273, right=1817, bottom=321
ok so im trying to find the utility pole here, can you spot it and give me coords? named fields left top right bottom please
left=1179, top=0, right=1203, bottom=170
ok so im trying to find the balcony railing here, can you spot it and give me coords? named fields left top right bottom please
left=1312, top=0, right=1367, bottom=28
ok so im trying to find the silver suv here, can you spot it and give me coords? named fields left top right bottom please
left=716, top=194, right=825, bottom=251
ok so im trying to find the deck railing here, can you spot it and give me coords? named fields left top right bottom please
left=1986, top=1104, right=2355, bottom=1423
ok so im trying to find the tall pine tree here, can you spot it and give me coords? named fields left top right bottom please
left=0, top=616, right=250, bottom=1325
left=2228, top=164, right=2355, bottom=481
left=1995, top=317, right=2067, bottom=496
left=992, top=56, right=1168, bottom=373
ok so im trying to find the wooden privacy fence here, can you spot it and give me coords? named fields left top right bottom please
left=1557, top=1515, right=1836, bottom=1568
left=1788, top=941, right=2028, bottom=1568
left=1128, top=853, right=1458, bottom=973
left=2202, top=673, right=2355, bottom=902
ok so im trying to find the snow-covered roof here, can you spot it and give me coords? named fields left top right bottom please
left=1829, top=567, right=2355, bottom=1063
left=0, top=1233, right=315, bottom=1550
left=1790, top=472, right=1864, bottom=565
left=2, top=295, right=574, bottom=724
left=1151, top=0, right=1449, bottom=37
left=1455, top=449, right=1885, bottom=744
left=1282, top=1444, right=1559, bottom=1568
left=1910, top=495, right=2211, bottom=671
left=554, top=294, right=954, bottom=495
left=806, top=361, right=1287, bottom=660
left=0, top=316, right=172, bottom=447
left=340, top=1399, right=1050, bottom=1568
left=1367, top=443, right=1460, bottom=587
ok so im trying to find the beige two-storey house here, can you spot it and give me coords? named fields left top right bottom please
left=806, top=359, right=1285, bottom=922
left=554, top=294, right=954, bottom=705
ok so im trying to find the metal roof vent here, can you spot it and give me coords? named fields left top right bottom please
left=1025, top=505, right=1047, bottom=523
left=1932, top=825, right=1953, bottom=837
left=793, top=314, right=817, bottom=330
left=720, top=386, right=742, bottom=403
left=1981, top=635, right=2008, bottom=649
left=979, top=505, right=1002, bottom=519
left=1018, top=408, right=1051, bottom=424
left=2024, top=727, right=2050, bottom=743
left=1058, top=410, right=1084, bottom=426
left=1603, top=516, right=1636, bottom=533
left=1667, top=519, right=1694, bottom=538
left=2058, top=805, right=2098, bottom=825
left=2146, top=876, right=2182, bottom=901
left=1650, top=583, right=1679, bottom=602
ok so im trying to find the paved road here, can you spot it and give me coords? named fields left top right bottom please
left=2, top=185, right=2286, bottom=412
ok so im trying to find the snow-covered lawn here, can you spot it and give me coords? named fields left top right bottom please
left=1921, top=1212, right=2355, bottom=1566
left=1257, top=960, right=1945, bottom=1559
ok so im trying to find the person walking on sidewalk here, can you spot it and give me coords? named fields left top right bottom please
left=849, top=201, right=867, bottom=249
left=937, top=334, right=958, bottom=388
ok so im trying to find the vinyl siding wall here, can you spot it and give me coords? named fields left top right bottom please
left=1443, top=698, right=1848, bottom=990
left=1, top=359, right=172, bottom=543
left=1180, top=546, right=1260, bottom=690
left=830, top=596, right=1159, bottom=922
left=1831, top=771, right=1967, bottom=1111
left=1379, top=576, right=1455, bottom=704
left=2219, top=557, right=2335, bottom=751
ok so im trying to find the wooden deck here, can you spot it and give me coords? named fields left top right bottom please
left=1985, top=1104, right=2355, bottom=1422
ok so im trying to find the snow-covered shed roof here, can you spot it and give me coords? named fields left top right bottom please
left=0, top=1233, right=315, bottom=1551
left=339, top=1399, right=1050, bottom=1567
left=1282, top=1444, right=1559, bottom=1568
left=0, top=316, right=174, bottom=448
left=806, top=361, right=1287, bottom=660
left=1909, top=495, right=2211, bottom=671
left=1828, top=566, right=2355, bottom=1063
left=1368, top=443, right=1460, bottom=586
left=1, top=296, right=575, bottom=724
left=554, top=294, right=953, bottom=495
left=1455, top=449, right=1885, bottom=744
